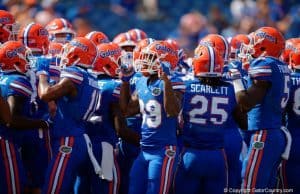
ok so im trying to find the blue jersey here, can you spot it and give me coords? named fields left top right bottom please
left=51, top=66, right=99, bottom=138
left=85, top=76, right=120, bottom=144
left=247, top=57, right=291, bottom=131
left=286, top=72, right=300, bottom=136
left=0, top=72, right=33, bottom=138
left=136, top=76, right=185, bottom=150
left=181, top=76, right=237, bottom=149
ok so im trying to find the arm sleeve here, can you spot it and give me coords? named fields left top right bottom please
left=9, top=77, right=33, bottom=98
left=248, top=58, right=272, bottom=81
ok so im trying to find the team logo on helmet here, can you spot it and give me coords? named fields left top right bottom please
left=99, top=48, right=121, bottom=58
left=155, top=44, right=177, bottom=55
left=0, top=17, right=11, bottom=23
left=39, top=28, right=49, bottom=36
left=6, top=47, right=26, bottom=58
left=70, top=40, right=89, bottom=51
left=255, top=31, right=276, bottom=43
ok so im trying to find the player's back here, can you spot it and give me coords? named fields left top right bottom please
left=287, top=72, right=300, bottom=135
left=85, top=76, right=120, bottom=144
left=0, top=73, right=32, bottom=138
left=182, top=76, right=237, bottom=149
left=52, top=66, right=99, bottom=138
left=247, top=57, right=291, bottom=131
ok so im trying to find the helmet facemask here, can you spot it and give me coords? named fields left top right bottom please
left=135, top=51, right=161, bottom=75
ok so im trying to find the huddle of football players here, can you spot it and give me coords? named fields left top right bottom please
left=0, top=8, right=299, bottom=194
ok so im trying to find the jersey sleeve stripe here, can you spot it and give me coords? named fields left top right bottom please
left=113, top=89, right=120, bottom=95
left=12, top=81, right=32, bottom=92
left=10, top=83, right=33, bottom=96
left=251, top=65, right=271, bottom=70
left=172, top=85, right=186, bottom=90
left=249, top=69, right=272, bottom=74
left=250, top=73, right=272, bottom=78
left=60, top=72, right=84, bottom=82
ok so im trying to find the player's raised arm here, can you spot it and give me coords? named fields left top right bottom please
left=119, top=61, right=140, bottom=117
left=159, top=68, right=182, bottom=117
left=36, top=57, right=78, bottom=102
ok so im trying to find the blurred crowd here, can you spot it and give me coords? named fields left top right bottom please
left=1, top=0, right=300, bottom=57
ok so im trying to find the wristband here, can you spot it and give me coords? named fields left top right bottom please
left=232, top=78, right=246, bottom=93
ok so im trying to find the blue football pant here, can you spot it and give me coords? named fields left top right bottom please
left=42, top=136, right=88, bottom=194
left=116, top=139, right=140, bottom=194
left=74, top=137, right=120, bottom=194
left=280, top=135, right=300, bottom=193
left=0, top=137, right=26, bottom=194
left=21, top=130, right=52, bottom=189
left=173, top=148, right=227, bottom=194
left=242, top=129, right=285, bottom=193
left=129, top=146, right=177, bottom=194
left=224, top=128, right=243, bottom=189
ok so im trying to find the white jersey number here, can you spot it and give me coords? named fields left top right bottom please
left=281, top=75, right=290, bottom=109
left=189, top=95, right=229, bottom=125
left=293, top=87, right=300, bottom=115
left=140, top=99, right=162, bottom=128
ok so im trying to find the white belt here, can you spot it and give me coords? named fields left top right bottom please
left=280, top=126, right=292, bottom=160
left=83, top=134, right=104, bottom=179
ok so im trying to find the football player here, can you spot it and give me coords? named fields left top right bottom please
left=173, top=45, right=246, bottom=194
left=0, top=10, right=19, bottom=43
left=74, top=42, right=139, bottom=194
left=229, top=27, right=290, bottom=192
left=283, top=45, right=300, bottom=193
left=0, top=41, right=49, bottom=194
left=18, top=22, right=53, bottom=193
left=200, top=33, right=245, bottom=190
left=36, top=37, right=99, bottom=194
left=120, top=40, right=184, bottom=194
left=45, top=18, right=76, bottom=44
left=115, top=37, right=156, bottom=194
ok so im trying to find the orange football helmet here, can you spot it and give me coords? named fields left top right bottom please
left=0, top=10, right=19, bottom=43
left=136, top=40, right=178, bottom=75
left=241, top=27, right=285, bottom=59
left=48, top=42, right=63, bottom=57
left=18, top=22, right=50, bottom=55
left=0, top=41, right=29, bottom=73
left=93, top=43, right=122, bottom=77
left=230, top=34, right=250, bottom=60
left=280, top=38, right=300, bottom=64
left=85, top=31, right=109, bottom=45
left=289, top=43, right=300, bottom=70
left=60, top=37, right=97, bottom=68
left=113, top=32, right=137, bottom=49
left=46, top=18, right=76, bottom=44
left=133, top=38, right=155, bottom=63
left=200, top=34, right=230, bottom=62
left=127, top=28, right=147, bottom=42
left=193, top=45, right=224, bottom=77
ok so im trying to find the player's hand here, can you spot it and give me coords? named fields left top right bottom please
left=36, top=56, right=51, bottom=77
left=119, top=63, right=135, bottom=82
left=158, top=61, right=171, bottom=81
left=227, top=61, right=242, bottom=80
